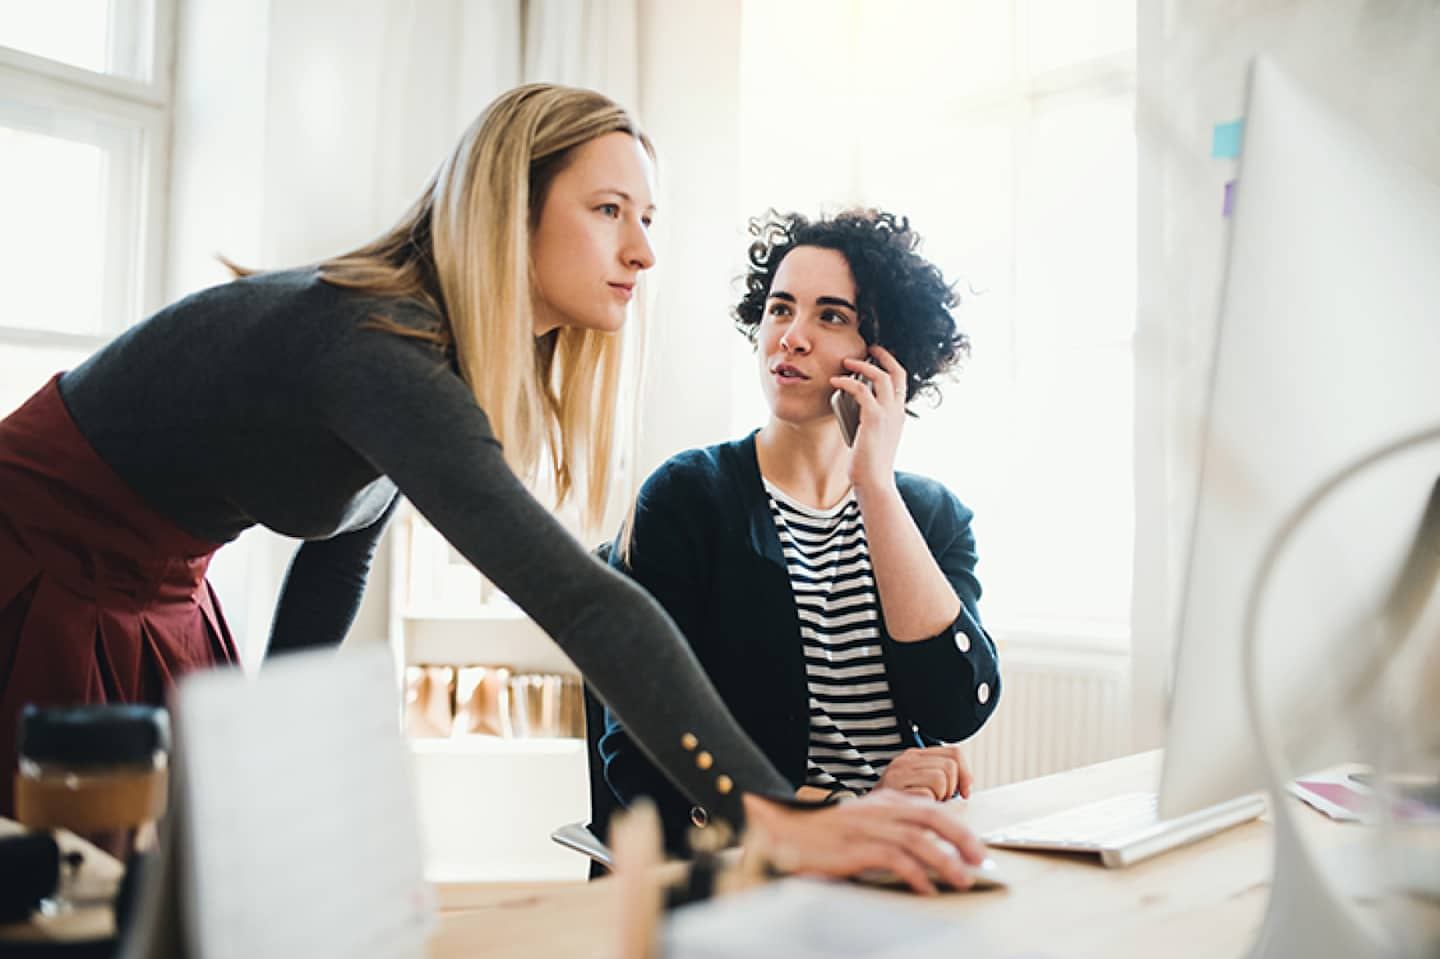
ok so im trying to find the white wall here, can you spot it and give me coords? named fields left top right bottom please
left=169, top=0, right=522, bottom=662
left=631, top=0, right=748, bottom=479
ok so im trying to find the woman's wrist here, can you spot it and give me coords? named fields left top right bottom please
left=796, top=784, right=861, bottom=804
left=742, top=790, right=832, bottom=821
left=851, top=476, right=901, bottom=510
left=741, top=793, right=778, bottom=832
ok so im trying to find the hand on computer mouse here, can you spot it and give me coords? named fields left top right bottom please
left=873, top=744, right=973, bottom=801
left=742, top=789, right=986, bottom=896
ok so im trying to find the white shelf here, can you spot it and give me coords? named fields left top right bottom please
left=409, top=732, right=590, bottom=883
left=409, top=737, right=583, bottom=758
left=402, top=608, right=578, bottom=675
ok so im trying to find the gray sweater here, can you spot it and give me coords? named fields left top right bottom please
left=60, top=268, right=792, bottom=825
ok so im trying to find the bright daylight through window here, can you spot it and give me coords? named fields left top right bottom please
left=736, top=0, right=1137, bottom=641
left=0, top=0, right=169, bottom=415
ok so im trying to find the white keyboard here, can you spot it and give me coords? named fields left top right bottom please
left=984, top=792, right=1266, bottom=868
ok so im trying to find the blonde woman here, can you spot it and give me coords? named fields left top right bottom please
left=0, top=85, right=987, bottom=891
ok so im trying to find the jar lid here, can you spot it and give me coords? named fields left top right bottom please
left=18, top=703, right=171, bottom=765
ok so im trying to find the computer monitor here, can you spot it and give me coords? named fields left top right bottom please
left=1159, top=57, right=1440, bottom=818
left=1157, top=56, right=1440, bottom=958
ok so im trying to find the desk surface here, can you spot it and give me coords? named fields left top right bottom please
left=426, top=750, right=1401, bottom=958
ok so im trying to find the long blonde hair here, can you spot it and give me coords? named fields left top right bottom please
left=316, top=84, right=651, bottom=530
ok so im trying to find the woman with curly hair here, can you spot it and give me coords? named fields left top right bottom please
left=601, top=209, right=1002, bottom=867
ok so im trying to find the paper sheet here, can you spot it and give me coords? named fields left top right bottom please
left=173, top=645, right=432, bottom=959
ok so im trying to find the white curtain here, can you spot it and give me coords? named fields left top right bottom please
left=524, top=0, right=638, bottom=107
left=518, top=0, right=645, bottom=539
left=370, top=0, right=526, bottom=225
left=1131, top=0, right=1440, bottom=745
left=522, top=0, right=751, bottom=533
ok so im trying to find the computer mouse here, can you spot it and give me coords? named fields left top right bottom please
left=965, top=856, right=1009, bottom=889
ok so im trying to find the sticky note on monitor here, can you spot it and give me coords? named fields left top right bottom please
left=1212, top=119, right=1245, bottom=158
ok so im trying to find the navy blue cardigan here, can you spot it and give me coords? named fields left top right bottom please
left=600, top=433, right=1001, bottom=850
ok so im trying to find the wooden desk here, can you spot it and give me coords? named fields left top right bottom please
left=428, top=751, right=1416, bottom=958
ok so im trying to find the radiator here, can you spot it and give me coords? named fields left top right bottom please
left=964, top=643, right=1131, bottom=788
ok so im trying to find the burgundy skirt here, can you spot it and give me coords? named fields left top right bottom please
left=0, top=376, right=239, bottom=817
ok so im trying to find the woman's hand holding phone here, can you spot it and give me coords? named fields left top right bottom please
left=829, top=378, right=866, bottom=446
left=829, top=345, right=909, bottom=494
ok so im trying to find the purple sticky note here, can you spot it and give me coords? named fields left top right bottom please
left=1223, top=179, right=1236, bottom=217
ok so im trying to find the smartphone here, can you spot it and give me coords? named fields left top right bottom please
left=833, top=319, right=881, bottom=446
left=830, top=373, right=869, bottom=446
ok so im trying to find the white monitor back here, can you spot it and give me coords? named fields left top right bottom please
left=1159, top=57, right=1440, bottom=817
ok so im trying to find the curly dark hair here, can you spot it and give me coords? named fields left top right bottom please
left=734, top=208, right=969, bottom=408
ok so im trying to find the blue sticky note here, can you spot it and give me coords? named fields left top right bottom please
left=1212, top=119, right=1244, bottom=159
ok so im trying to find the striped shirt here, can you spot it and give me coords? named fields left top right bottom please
left=764, top=479, right=906, bottom=793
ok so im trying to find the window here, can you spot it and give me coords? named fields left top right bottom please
left=736, top=0, right=1136, bottom=640
left=0, top=0, right=173, bottom=414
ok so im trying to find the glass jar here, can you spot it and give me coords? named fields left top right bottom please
left=13, top=703, right=170, bottom=864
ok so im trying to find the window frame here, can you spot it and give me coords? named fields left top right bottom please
left=0, top=0, right=174, bottom=351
